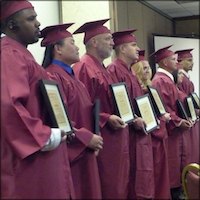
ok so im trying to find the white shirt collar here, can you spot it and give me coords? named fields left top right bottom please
left=157, top=68, right=174, bottom=82
left=180, top=69, right=190, bottom=78
left=1, top=33, right=6, bottom=38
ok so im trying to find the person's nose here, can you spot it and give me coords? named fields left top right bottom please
left=76, top=45, right=79, bottom=51
left=110, top=38, right=114, bottom=46
left=36, top=19, right=41, bottom=28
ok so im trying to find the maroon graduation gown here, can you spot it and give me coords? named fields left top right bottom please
left=190, top=120, right=200, bottom=164
left=144, top=89, right=171, bottom=198
left=107, top=59, right=155, bottom=199
left=177, top=89, right=192, bottom=170
left=1, top=36, right=74, bottom=199
left=152, top=71, right=183, bottom=188
left=178, top=74, right=194, bottom=95
left=73, top=54, right=130, bottom=199
left=151, top=119, right=171, bottom=199
left=45, top=64, right=102, bottom=199
left=178, top=75, right=199, bottom=164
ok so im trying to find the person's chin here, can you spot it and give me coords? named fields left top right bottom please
left=135, top=55, right=139, bottom=60
left=35, top=37, right=39, bottom=42
left=105, top=51, right=112, bottom=58
left=29, top=37, right=39, bottom=44
left=73, top=58, right=80, bottom=63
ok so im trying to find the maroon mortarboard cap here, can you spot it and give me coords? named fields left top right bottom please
left=175, top=49, right=193, bottom=61
left=40, top=23, right=74, bottom=47
left=1, top=0, right=34, bottom=21
left=73, top=19, right=111, bottom=44
left=150, top=45, right=174, bottom=63
left=138, top=50, right=145, bottom=61
left=112, top=29, right=137, bottom=48
left=133, top=50, right=146, bottom=64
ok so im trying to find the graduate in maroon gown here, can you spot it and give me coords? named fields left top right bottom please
left=132, top=50, right=171, bottom=199
left=131, top=50, right=153, bottom=91
left=107, top=30, right=154, bottom=199
left=172, top=67, right=194, bottom=170
left=73, top=19, right=130, bottom=199
left=1, top=1, right=74, bottom=199
left=40, top=23, right=103, bottom=199
left=175, top=49, right=195, bottom=95
left=151, top=45, right=192, bottom=199
left=175, top=49, right=199, bottom=164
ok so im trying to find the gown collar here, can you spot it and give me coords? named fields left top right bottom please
left=52, top=59, right=74, bottom=75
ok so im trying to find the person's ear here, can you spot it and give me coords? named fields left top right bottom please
left=7, top=20, right=19, bottom=31
left=162, top=58, right=168, bottom=67
left=54, top=44, right=62, bottom=55
left=120, top=44, right=126, bottom=54
left=91, top=37, right=98, bottom=47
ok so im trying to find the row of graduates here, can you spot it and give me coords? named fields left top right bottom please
left=41, top=22, right=200, bottom=200
left=1, top=1, right=199, bottom=199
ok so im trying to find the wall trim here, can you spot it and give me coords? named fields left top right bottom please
left=174, top=15, right=200, bottom=21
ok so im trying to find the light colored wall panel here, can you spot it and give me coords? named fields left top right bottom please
left=61, top=1, right=111, bottom=65
left=155, top=14, right=167, bottom=34
left=113, top=0, right=129, bottom=31
left=127, top=1, right=143, bottom=29
left=155, top=13, right=172, bottom=35
left=127, top=1, right=144, bottom=49
left=142, top=5, right=157, bottom=55
left=28, top=1, right=60, bottom=64
left=164, top=18, right=173, bottom=35
left=112, top=0, right=173, bottom=58
left=175, top=19, right=199, bottom=36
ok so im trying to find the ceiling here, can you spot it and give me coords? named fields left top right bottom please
left=141, top=0, right=199, bottom=19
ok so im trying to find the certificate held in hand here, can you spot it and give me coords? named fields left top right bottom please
left=110, top=82, right=135, bottom=124
left=134, top=94, right=159, bottom=133
left=147, top=86, right=166, bottom=116
left=176, top=99, right=189, bottom=120
left=185, top=96, right=197, bottom=121
left=190, top=92, right=200, bottom=109
left=39, top=79, right=74, bottom=135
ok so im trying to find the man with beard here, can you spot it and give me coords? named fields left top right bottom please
left=73, top=19, right=130, bottom=199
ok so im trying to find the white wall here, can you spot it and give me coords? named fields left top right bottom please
left=61, top=1, right=111, bottom=66
left=28, top=1, right=60, bottom=64
left=29, top=1, right=111, bottom=65
left=154, top=35, right=199, bottom=96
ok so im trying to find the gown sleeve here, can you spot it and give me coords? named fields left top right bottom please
left=2, top=48, right=51, bottom=159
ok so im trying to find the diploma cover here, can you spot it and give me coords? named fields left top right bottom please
left=176, top=99, right=189, bottom=120
left=39, top=79, right=73, bottom=134
left=94, top=99, right=100, bottom=135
